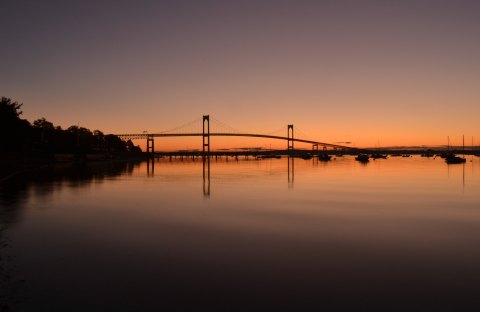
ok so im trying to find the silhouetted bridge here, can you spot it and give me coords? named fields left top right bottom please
left=116, top=115, right=356, bottom=155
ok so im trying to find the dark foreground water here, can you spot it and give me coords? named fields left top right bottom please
left=1, top=156, right=480, bottom=311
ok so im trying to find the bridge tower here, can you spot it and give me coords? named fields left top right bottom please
left=146, top=134, right=154, bottom=157
left=203, top=115, right=210, bottom=155
left=287, top=125, right=294, bottom=152
left=312, top=143, right=319, bottom=154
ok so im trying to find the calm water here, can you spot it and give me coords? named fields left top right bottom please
left=1, top=156, right=480, bottom=311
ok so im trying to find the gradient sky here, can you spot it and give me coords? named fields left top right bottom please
left=2, top=0, right=479, bottom=149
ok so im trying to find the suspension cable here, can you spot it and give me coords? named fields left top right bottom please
left=157, top=117, right=202, bottom=134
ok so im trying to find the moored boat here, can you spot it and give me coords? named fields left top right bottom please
left=438, top=152, right=453, bottom=159
left=355, top=154, right=369, bottom=162
left=318, top=154, right=332, bottom=161
left=445, top=154, right=466, bottom=164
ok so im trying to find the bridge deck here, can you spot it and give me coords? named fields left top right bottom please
left=116, top=132, right=353, bottom=150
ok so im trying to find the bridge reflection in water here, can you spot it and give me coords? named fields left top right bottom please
left=203, top=156, right=210, bottom=197
left=145, top=156, right=297, bottom=197
left=288, top=156, right=294, bottom=189
left=123, top=115, right=350, bottom=197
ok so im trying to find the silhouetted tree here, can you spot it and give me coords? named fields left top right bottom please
left=32, top=118, right=55, bottom=143
left=126, top=140, right=134, bottom=151
left=93, top=130, right=104, bottom=139
left=65, top=126, right=95, bottom=155
left=105, top=134, right=127, bottom=153
left=126, top=139, right=142, bottom=154
left=0, top=97, right=23, bottom=119
left=1, top=96, right=133, bottom=159
left=33, top=118, right=54, bottom=130
left=0, top=97, right=31, bottom=153
left=32, top=122, right=64, bottom=154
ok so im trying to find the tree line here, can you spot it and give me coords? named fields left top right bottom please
left=0, top=97, right=141, bottom=158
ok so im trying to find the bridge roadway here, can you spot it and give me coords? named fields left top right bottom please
left=116, top=132, right=353, bottom=150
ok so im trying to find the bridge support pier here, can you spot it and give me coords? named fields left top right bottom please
left=203, top=115, right=210, bottom=156
left=312, top=143, right=319, bottom=155
left=146, top=135, right=154, bottom=158
left=287, top=125, right=294, bottom=154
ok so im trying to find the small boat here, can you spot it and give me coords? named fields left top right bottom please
left=444, top=136, right=467, bottom=164
left=445, top=154, right=466, bottom=164
left=355, top=154, right=369, bottom=162
left=300, top=154, right=312, bottom=160
left=438, top=152, right=453, bottom=159
left=371, top=154, right=387, bottom=159
left=318, top=154, right=332, bottom=161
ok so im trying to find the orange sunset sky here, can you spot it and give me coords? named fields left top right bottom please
left=2, top=0, right=479, bottom=150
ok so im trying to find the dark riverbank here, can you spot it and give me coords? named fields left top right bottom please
left=0, top=154, right=145, bottom=184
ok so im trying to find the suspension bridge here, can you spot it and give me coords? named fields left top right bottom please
left=116, top=115, right=356, bottom=155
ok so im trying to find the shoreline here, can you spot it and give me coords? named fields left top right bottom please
left=0, top=154, right=145, bottom=184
